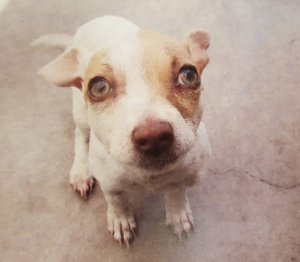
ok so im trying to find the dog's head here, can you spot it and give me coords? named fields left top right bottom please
left=39, top=30, right=210, bottom=170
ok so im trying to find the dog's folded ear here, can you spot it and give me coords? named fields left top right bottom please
left=185, top=30, right=210, bottom=72
left=38, top=46, right=88, bottom=89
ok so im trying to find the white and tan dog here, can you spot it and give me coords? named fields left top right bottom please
left=38, top=16, right=211, bottom=246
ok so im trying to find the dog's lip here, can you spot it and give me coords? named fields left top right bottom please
left=105, top=139, right=191, bottom=173
left=107, top=149, right=181, bottom=173
left=136, top=154, right=178, bottom=170
left=135, top=146, right=194, bottom=173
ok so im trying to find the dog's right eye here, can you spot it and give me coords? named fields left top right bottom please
left=88, top=77, right=111, bottom=99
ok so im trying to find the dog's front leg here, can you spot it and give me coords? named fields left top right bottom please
left=164, top=186, right=194, bottom=239
left=70, top=126, right=94, bottom=198
left=104, top=190, right=137, bottom=246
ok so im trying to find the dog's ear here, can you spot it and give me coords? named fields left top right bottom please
left=38, top=46, right=87, bottom=89
left=185, top=30, right=210, bottom=72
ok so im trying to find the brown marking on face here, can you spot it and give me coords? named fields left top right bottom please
left=84, top=50, right=125, bottom=105
left=138, top=30, right=207, bottom=126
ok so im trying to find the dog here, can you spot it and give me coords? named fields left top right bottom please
left=38, top=16, right=211, bottom=246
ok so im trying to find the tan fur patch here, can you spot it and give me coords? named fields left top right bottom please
left=84, top=50, right=125, bottom=104
left=138, top=30, right=206, bottom=125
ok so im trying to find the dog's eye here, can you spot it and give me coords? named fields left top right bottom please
left=177, top=66, right=200, bottom=88
left=88, top=77, right=111, bottom=98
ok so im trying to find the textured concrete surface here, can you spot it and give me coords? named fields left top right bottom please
left=1, top=0, right=300, bottom=261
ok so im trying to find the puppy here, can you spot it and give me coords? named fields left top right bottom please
left=39, top=16, right=211, bottom=246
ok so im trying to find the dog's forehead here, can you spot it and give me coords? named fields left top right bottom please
left=138, top=30, right=189, bottom=67
left=85, top=30, right=189, bottom=82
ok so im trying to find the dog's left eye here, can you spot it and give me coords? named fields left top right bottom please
left=177, top=66, right=200, bottom=88
left=88, top=77, right=111, bottom=98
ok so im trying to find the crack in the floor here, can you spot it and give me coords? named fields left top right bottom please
left=209, top=168, right=300, bottom=190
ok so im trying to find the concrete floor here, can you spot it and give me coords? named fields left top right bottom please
left=1, top=0, right=300, bottom=261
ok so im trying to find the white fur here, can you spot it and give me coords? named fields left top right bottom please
left=39, top=16, right=211, bottom=244
left=74, top=16, right=139, bottom=53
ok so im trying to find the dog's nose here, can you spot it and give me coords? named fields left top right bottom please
left=132, top=120, right=174, bottom=155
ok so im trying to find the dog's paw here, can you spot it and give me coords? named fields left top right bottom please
left=166, top=207, right=194, bottom=240
left=70, top=174, right=95, bottom=199
left=107, top=211, right=136, bottom=247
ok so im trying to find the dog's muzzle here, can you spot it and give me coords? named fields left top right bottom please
left=131, top=120, right=177, bottom=169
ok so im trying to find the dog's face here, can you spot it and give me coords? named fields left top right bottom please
left=39, top=30, right=209, bottom=170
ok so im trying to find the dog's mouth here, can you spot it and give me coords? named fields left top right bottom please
left=136, top=150, right=179, bottom=170
left=133, top=137, right=195, bottom=171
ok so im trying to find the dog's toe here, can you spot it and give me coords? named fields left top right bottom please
left=70, top=176, right=95, bottom=199
left=107, top=214, right=136, bottom=246
left=166, top=209, right=194, bottom=239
